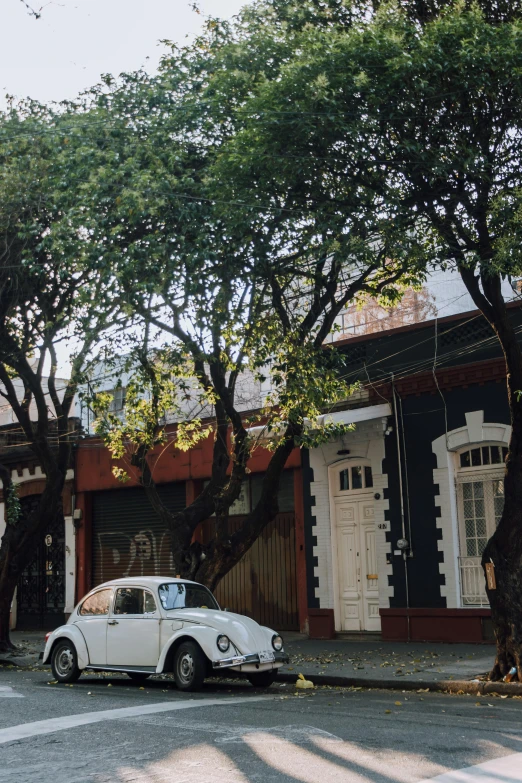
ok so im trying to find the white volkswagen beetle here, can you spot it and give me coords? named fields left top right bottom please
left=41, top=577, right=288, bottom=691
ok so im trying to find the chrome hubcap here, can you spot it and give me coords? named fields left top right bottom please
left=55, top=647, right=74, bottom=676
left=178, top=652, right=194, bottom=684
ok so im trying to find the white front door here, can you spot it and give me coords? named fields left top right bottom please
left=107, top=587, right=161, bottom=667
left=335, top=498, right=380, bottom=632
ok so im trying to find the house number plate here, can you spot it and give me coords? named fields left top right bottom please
left=259, top=650, right=275, bottom=663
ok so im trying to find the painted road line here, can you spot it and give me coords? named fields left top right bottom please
left=0, top=686, right=23, bottom=699
left=0, top=695, right=271, bottom=745
left=419, top=752, right=522, bottom=782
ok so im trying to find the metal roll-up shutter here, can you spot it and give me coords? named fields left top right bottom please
left=92, top=483, right=186, bottom=587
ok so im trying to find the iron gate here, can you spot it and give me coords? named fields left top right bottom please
left=17, top=496, right=66, bottom=630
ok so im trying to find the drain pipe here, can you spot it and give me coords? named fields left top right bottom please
left=392, top=377, right=411, bottom=641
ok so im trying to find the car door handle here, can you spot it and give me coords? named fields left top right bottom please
left=108, top=620, right=119, bottom=625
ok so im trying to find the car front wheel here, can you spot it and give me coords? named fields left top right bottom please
left=248, top=670, right=278, bottom=688
left=173, top=641, right=207, bottom=691
left=51, top=640, right=81, bottom=683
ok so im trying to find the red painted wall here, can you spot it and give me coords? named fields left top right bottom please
left=76, top=427, right=301, bottom=492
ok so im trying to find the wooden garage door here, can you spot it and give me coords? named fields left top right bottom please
left=204, top=513, right=299, bottom=631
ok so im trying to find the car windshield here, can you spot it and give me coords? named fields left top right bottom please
left=158, top=582, right=220, bottom=611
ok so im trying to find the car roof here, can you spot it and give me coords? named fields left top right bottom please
left=95, top=576, right=202, bottom=589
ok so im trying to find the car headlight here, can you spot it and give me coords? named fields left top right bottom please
left=272, top=634, right=284, bottom=652
left=217, top=634, right=230, bottom=653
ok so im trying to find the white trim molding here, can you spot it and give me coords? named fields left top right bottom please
left=64, top=515, right=76, bottom=614
left=432, top=410, right=511, bottom=608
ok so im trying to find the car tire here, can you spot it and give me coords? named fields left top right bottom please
left=51, top=640, right=82, bottom=684
left=173, top=641, right=207, bottom=692
left=126, top=672, right=151, bottom=683
left=248, top=670, right=278, bottom=688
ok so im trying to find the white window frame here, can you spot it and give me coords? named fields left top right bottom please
left=333, top=458, right=374, bottom=497
left=431, top=410, right=511, bottom=608
left=455, top=444, right=506, bottom=607
left=455, top=443, right=506, bottom=559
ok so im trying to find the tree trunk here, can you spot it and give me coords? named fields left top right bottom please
left=482, top=356, right=522, bottom=681
left=459, top=269, right=522, bottom=682
left=194, top=423, right=300, bottom=591
left=0, top=463, right=16, bottom=652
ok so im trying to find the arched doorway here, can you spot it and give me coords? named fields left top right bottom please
left=329, top=460, right=380, bottom=632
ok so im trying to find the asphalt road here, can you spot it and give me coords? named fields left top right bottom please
left=1, top=667, right=522, bottom=783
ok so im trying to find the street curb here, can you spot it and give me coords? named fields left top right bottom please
left=278, top=672, right=522, bottom=695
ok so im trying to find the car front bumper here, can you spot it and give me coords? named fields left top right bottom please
left=212, top=652, right=289, bottom=669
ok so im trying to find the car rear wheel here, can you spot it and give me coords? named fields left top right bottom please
left=51, top=640, right=81, bottom=683
left=173, top=641, right=207, bottom=692
left=126, top=672, right=151, bottom=683
left=248, top=670, right=278, bottom=688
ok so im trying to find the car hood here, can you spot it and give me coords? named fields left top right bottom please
left=165, top=609, right=273, bottom=654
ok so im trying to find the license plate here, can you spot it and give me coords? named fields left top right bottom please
left=259, top=650, right=275, bottom=663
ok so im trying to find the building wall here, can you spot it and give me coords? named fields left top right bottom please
left=80, top=361, right=273, bottom=436
left=0, top=376, right=71, bottom=427
left=391, top=380, right=510, bottom=609
left=303, top=372, right=511, bottom=641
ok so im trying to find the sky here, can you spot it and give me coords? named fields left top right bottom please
left=1, top=0, right=249, bottom=107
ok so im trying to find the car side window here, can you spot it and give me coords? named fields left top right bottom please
left=114, top=588, right=144, bottom=615
left=79, top=589, right=111, bottom=616
left=144, top=591, right=157, bottom=614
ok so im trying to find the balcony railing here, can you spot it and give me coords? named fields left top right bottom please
left=459, top=557, right=489, bottom=607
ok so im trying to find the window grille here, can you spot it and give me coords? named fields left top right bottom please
left=459, top=445, right=507, bottom=469
left=440, top=319, right=493, bottom=348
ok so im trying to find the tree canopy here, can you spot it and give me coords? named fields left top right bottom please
left=68, top=4, right=428, bottom=587
left=0, top=100, right=121, bottom=648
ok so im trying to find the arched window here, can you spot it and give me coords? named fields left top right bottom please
left=459, top=445, right=507, bottom=470
left=338, top=463, right=373, bottom=493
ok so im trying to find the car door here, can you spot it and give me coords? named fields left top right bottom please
left=106, top=587, right=161, bottom=668
left=74, top=588, right=112, bottom=665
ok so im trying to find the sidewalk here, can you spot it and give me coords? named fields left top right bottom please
left=281, top=636, right=493, bottom=683
left=0, top=630, right=44, bottom=668
left=279, top=637, right=522, bottom=695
